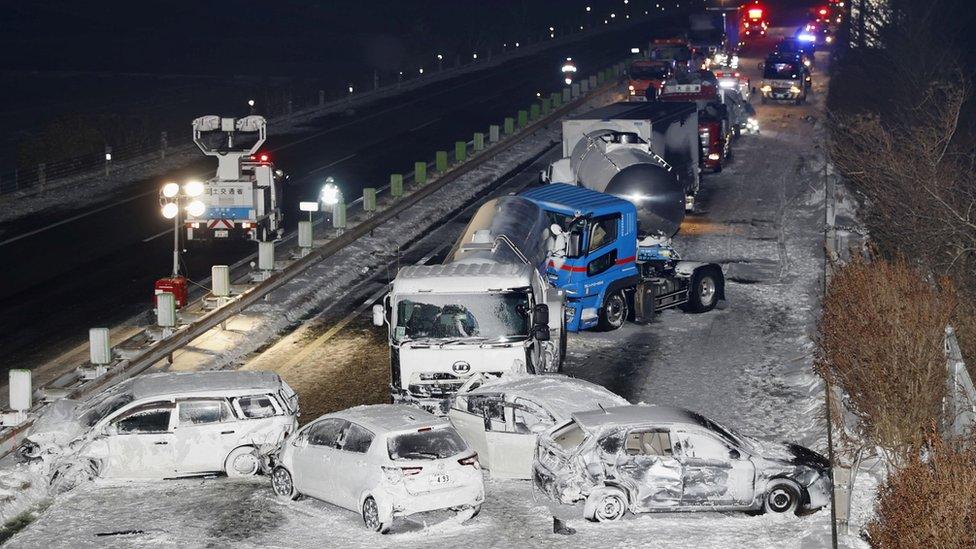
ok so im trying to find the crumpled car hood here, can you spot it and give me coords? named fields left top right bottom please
left=26, top=399, right=85, bottom=448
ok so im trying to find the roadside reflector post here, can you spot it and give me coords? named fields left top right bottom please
left=542, top=98, right=552, bottom=114
left=333, top=201, right=347, bottom=235
left=530, top=104, right=540, bottom=120
left=89, top=327, right=111, bottom=365
left=104, top=145, right=113, bottom=176
left=160, top=131, right=168, bottom=159
left=258, top=241, right=275, bottom=271
left=588, top=75, right=597, bottom=89
left=580, top=80, right=590, bottom=94
left=415, top=162, right=427, bottom=185
left=518, top=110, right=528, bottom=128
left=503, top=117, right=515, bottom=135
left=157, top=292, right=177, bottom=330
left=563, top=88, right=571, bottom=103
left=435, top=151, right=448, bottom=172
left=571, top=83, right=581, bottom=98
left=2, top=370, right=31, bottom=427
left=455, top=141, right=467, bottom=163
left=597, top=71, right=605, bottom=85
left=390, top=174, right=404, bottom=198
left=473, top=132, right=485, bottom=151
left=363, top=187, right=377, bottom=215
left=489, top=125, right=500, bottom=143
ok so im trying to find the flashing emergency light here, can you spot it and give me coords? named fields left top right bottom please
left=259, top=153, right=269, bottom=162
left=819, top=8, right=828, bottom=15
left=748, top=8, right=763, bottom=19
left=798, top=33, right=816, bottom=42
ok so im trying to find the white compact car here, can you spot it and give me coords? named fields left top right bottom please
left=271, top=404, right=484, bottom=533
left=448, top=375, right=629, bottom=479
left=21, top=370, right=299, bottom=491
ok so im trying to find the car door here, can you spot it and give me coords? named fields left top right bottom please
left=291, top=418, right=347, bottom=503
left=333, top=422, right=375, bottom=509
left=484, top=398, right=556, bottom=479
left=673, top=428, right=754, bottom=507
left=611, top=428, right=683, bottom=510
left=448, top=394, right=505, bottom=468
left=102, top=401, right=176, bottom=479
left=172, top=398, right=236, bottom=475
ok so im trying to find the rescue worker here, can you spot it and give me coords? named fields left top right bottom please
left=547, top=223, right=568, bottom=270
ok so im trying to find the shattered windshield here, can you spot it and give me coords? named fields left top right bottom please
left=80, top=392, right=135, bottom=427
left=387, top=427, right=468, bottom=461
left=393, top=291, right=531, bottom=343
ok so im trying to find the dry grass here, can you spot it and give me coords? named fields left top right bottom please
left=867, top=432, right=976, bottom=548
left=815, top=255, right=956, bottom=460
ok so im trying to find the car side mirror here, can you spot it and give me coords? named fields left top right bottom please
left=729, top=448, right=741, bottom=460
left=372, top=303, right=385, bottom=327
left=533, top=303, right=549, bottom=326
left=567, top=233, right=581, bottom=257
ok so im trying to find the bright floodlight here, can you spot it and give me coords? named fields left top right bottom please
left=161, top=202, right=179, bottom=219
left=162, top=182, right=180, bottom=198
left=320, top=182, right=340, bottom=206
left=183, top=180, right=204, bottom=197
left=186, top=200, right=206, bottom=217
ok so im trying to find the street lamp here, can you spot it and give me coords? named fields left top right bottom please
left=248, top=99, right=255, bottom=114
left=436, top=53, right=443, bottom=71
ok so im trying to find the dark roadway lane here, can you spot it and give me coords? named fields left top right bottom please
left=0, top=15, right=687, bottom=370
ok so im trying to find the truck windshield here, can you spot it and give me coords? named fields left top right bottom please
left=764, top=62, right=801, bottom=80
left=630, top=65, right=669, bottom=80
left=650, top=45, right=690, bottom=62
left=394, top=291, right=531, bottom=343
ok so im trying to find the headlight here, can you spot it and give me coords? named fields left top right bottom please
left=707, top=153, right=720, bottom=161
left=790, top=86, right=801, bottom=94
left=628, top=84, right=635, bottom=91
left=803, top=59, right=811, bottom=67
left=761, top=85, right=772, bottom=93
left=825, top=36, right=833, bottom=44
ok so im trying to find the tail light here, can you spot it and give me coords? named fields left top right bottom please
left=458, top=453, right=480, bottom=469
left=381, top=466, right=423, bottom=483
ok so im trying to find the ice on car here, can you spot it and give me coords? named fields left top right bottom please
left=448, top=374, right=628, bottom=479
left=533, top=405, right=831, bottom=521
left=21, top=370, right=298, bottom=492
left=271, top=404, right=484, bottom=533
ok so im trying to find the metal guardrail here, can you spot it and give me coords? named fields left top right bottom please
left=944, top=326, right=976, bottom=438
left=0, top=67, right=626, bottom=458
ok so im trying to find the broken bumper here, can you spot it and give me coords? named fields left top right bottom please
left=384, top=481, right=485, bottom=518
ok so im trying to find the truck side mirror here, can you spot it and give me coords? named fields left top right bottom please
left=372, top=303, right=385, bottom=327
left=533, top=303, right=550, bottom=326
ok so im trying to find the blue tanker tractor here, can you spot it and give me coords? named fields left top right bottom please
left=520, top=183, right=725, bottom=332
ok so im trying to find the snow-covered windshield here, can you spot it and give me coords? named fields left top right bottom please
left=387, top=427, right=468, bottom=461
left=550, top=420, right=587, bottom=452
left=764, top=62, right=801, bottom=80
left=79, top=392, right=135, bottom=428
left=630, top=65, right=669, bottom=80
left=393, top=291, right=531, bottom=343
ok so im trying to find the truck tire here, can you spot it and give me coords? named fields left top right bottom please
left=597, top=291, right=628, bottom=331
left=683, top=268, right=720, bottom=313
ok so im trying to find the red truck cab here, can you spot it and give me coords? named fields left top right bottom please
left=658, top=74, right=732, bottom=173
left=628, top=60, right=673, bottom=100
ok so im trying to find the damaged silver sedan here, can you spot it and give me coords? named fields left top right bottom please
left=533, top=405, right=831, bottom=521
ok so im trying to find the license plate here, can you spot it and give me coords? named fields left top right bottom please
left=214, top=229, right=229, bottom=238
left=429, top=474, right=451, bottom=485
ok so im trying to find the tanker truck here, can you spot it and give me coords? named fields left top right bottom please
left=372, top=195, right=566, bottom=415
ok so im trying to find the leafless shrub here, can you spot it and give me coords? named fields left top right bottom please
left=815, top=255, right=956, bottom=463
left=867, top=430, right=976, bottom=548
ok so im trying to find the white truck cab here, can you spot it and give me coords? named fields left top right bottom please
left=374, top=261, right=564, bottom=415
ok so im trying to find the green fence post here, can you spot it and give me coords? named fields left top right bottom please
left=597, top=71, right=605, bottom=84
left=504, top=117, right=515, bottom=135
left=455, top=141, right=467, bottom=163
left=363, top=187, right=377, bottom=213
left=517, top=110, right=528, bottom=128
left=390, top=174, right=403, bottom=197
left=551, top=92, right=562, bottom=107
left=333, top=201, right=347, bottom=230
left=435, top=151, right=448, bottom=172
left=473, top=132, right=485, bottom=151
left=489, top=125, right=500, bottom=142
left=415, top=162, right=427, bottom=185
left=541, top=98, right=551, bottom=115
left=530, top=104, right=540, bottom=120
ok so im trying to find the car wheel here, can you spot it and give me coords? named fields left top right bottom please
left=584, top=487, right=628, bottom=522
left=49, top=459, right=99, bottom=495
left=362, top=496, right=390, bottom=533
left=271, top=466, right=301, bottom=501
left=764, top=479, right=802, bottom=514
left=225, top=446, right=260, bottom=478
left=597, top=291, right=628, bottom=331
left=682, top=268, right=720, bottom=313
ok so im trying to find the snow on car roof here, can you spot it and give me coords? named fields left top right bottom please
left=464, top=375, right=629, bottom=420
left=101, top=370, right=282, bottom=401
left=572, top=405, right=697, bottom=430
left=333, top=404, right=448, bottom=435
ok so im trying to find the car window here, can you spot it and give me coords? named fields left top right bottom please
left=624, top=429, right=673, bottom=456
left=305, top=419, right=347, bottom=448
left=512, top=398, right=555, bottom=433
left=342, top=423, right=374, bottom=454
left=178, top=400, right=232, bottom=426
left=114, top=403, right=173, bottom=434
left=551, top=420, right=587, bottom=451
left=466, top=394, right=505, bottom=421
left=387, top=427, right=468, bottom=461
left=235, top=395, right=278, bottom=419
left=588, top=216, right=619, bottom=253
left=680, top=431, right=731, bottom=460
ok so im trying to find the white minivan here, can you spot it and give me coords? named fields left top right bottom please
left=22, top=370, right=298, bottom=491
left=271, top=404, right=484, bottom=533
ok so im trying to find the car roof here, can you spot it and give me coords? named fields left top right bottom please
left=463, top=375, right=629, bottom=419
left=572, top=404, right=700, bottom=430
left=102, top=370, right=282, bottom=401
left=329, top=404, right=448, bottom=435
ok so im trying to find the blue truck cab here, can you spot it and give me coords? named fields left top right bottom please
left=521, top=183, right=725, bottom=332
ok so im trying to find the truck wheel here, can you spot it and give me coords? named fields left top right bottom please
left=683, top=269, right=720, bottom=313
left=597, top=291, right=628, bottom=331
